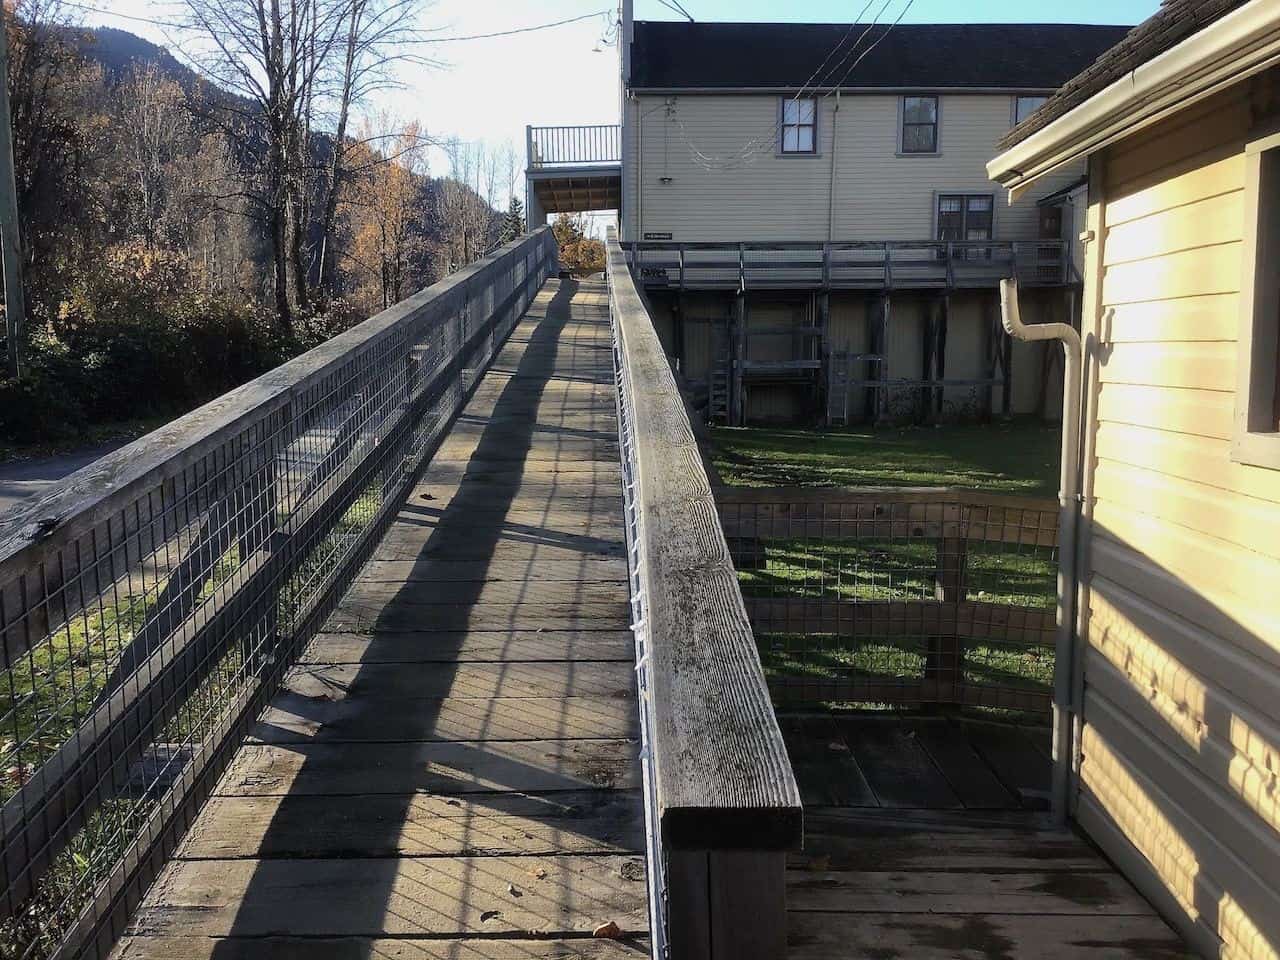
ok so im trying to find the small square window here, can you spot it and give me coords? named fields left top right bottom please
left=902, top=96, right=938, bottom=154
left=1233, top=130, right=1280, bottom=469
left=1014, top=95, right=1048, bottom=125
left=780, top=98, right=817, bottom=154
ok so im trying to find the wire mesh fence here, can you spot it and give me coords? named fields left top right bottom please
left=0, top=228, right=557, bottom=960
left=717, top=488, right=1059, bottom=718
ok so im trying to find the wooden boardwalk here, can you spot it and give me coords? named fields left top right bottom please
left=113, top=279, right=652, bottom=958
left=783, top=714, right=1192, bottom=959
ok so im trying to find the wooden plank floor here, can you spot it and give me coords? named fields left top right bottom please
left=784, top=714, right=1193, bottom=959
left=113, top=279, right=651, bottom=959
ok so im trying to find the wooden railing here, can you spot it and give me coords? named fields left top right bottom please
left=607, top=228, right=802, bottom=960
left=717, top=487, right=1060, bottom=716
left=626, top=238, right=1074, bottom=290
left=526, top=123, right=622, bottom=169
left=0, top=228, right=558, bottom=958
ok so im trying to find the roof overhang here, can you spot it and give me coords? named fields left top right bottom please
left=987, top=0, right=1280, bottom=200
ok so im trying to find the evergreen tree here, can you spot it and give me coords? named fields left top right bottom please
left=499, top=196, right=526, bottom=243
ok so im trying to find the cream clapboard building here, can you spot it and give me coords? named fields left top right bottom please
left=612, top=16, right=1127, bottom=424
left=989, top=2, right=1280, bottom=958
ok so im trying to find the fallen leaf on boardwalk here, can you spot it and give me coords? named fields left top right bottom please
left=507, top=883, right=523, bottom=898
left=480, top=910, right=503, bottom=923
left=593, top=921, right=623, bottom=939
left=532, top=867, right=548, bottom=880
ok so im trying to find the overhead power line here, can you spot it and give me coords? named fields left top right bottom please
left=402, top=11, right=611, bottom=43
left=62, top=1, right=611, bottom=43
left=655, top=0, right=694, bottom=22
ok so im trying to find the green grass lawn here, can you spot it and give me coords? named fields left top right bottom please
left=736, top=539, right=1057, bottom=610
left=710, top=420, right=1061, bottom=496
left=711, top=420, right=1061, bottom=716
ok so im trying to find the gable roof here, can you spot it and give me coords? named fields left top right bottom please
left=1000, top=0, right=1255, bottom=148
left=629, top=21, right=1132, bottom=92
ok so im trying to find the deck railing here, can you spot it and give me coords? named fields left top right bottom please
left=607, top=227, right=803, bottom=960
left=625, top=238, right=1074, bottom=289
left=0, top=228, right=558, bottom=959
left=527, top=123, right=622, bottom=169
left=717, top=487, right=1060, bottom=717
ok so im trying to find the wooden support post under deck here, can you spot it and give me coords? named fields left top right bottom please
left=936, top=293, right=950, bottom=420
left=817, top=291, right=830, bottom=422
left=674, top=292, right=687, bottom=371
left=920, top=298, right=937, bottom=425
left=983, top=291, right=999, bottom=421
left=867, top=293, right=890, bottom=423
left=669, top=850, right=788, bottom=960
left=732, top=290, right=747, bottom=426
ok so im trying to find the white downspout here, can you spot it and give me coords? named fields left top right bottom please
left=999, top=277, right=1081, bottom=830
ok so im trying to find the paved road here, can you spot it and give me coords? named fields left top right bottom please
left=0, top=441, right=130, bottom=514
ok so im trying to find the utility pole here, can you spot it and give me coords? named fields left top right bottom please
left=0, top=2, right=26, bottom=379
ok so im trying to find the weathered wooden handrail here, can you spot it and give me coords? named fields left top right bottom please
left=0, top=227, right=558, bottom=957
left=607, top=227, right=802, bottom=960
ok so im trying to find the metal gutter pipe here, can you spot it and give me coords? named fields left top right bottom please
left=999, top=277, right=1082, bottom=829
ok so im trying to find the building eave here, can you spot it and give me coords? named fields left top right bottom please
left=987, top=0, right=1280, bottom=198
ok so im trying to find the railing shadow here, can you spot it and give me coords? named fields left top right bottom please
left=207, top=279, right=648, bottom=953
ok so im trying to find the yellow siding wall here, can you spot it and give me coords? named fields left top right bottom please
left=1078, top=78, right=1280, bottom=960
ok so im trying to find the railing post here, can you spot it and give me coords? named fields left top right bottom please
left=930, top=507, right=968, bottom=707
left=669, top=850, right=788, bottom=960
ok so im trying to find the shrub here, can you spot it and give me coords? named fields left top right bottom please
left=0, top=372, right=85, bottom=444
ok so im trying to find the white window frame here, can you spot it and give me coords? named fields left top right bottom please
left=778, top=97, right=819, bottom=156
left=899, top=95, right=940, bottom=155
left=1232, top=125, right=1280, bottom=469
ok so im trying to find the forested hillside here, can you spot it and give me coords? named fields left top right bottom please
left=0, top=0, right=523, bottom=446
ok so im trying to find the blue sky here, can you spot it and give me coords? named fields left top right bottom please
left=86, top=0, right=1160, bottom=206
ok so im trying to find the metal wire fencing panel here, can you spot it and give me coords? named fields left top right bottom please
left=0, top=228, right=556, bottom=960
left=718, top=489, right=1059, bottom=718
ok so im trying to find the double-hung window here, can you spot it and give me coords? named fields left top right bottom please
left=937, top=194, right=994, bottom=242
left=1233, top=127, right=1280, bottom=468
left=780, top=98, right=817, bottom=154
left=1014, top=95, right=1048, bottom=125
left=901, top=96, right=938, bottom=154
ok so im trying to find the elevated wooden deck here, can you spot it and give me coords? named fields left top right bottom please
left=112, top=279, right=651, bottom=958
left=783, top=714, right=1192, bottom=960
